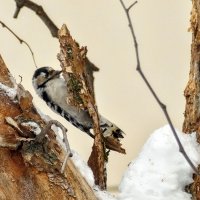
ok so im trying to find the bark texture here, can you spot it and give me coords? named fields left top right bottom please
left=57, top=24, right=106, bottom=189
left=0, top=55, right=97, bottom=200
left=183, top=0, right=200, bottom=199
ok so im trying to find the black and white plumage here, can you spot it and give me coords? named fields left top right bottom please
left=32, top=66, right=124, bottom=140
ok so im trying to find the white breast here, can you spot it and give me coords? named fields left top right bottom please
left=45, top=78, right=93, bottom=127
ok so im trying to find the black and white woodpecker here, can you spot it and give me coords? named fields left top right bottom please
left=32, top=66, right=124, bottom=142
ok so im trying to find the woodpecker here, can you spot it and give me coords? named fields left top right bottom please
left=32, top=66, right=124, bottom=141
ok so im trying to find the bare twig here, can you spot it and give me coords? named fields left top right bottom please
left=119, top=0, right=198, bottom=174
left=14, top=0, right=59, bottom=38
left=18, top=75, right=22, bottom=84
left=0, top=20, right=37, bottom=67
left=36, top=120, right=72, bottom=173
left=127, top=1, right=138, bottom=12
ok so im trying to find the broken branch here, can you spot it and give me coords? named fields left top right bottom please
left=57, top=24, right=106, bottom=190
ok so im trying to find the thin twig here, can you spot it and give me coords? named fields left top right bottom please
left=127, top=1, right=138, bottom=12
left=18, top=75, right=23, bottom=84
left=119, top=0, right=198, bottom=174
left=36, top=120, right=72, bottom=173
left=0, top=20, right=37, bottom=68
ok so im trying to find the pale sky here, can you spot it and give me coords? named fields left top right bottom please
left=0, top=0, right=191, bottom=191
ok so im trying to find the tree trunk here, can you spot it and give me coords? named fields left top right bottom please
left=0, top=54, right=97, bottom=200
left=183, top=0, right=200, bottom=199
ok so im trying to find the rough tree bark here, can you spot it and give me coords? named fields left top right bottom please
left=183, top=0, right=200, bottom=199
left=0, top=55, right=97, bottom=200
left=57, top=24, right=106, bottom=189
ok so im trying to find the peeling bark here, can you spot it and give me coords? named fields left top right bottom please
left=57, top=24, right=106, bottom=190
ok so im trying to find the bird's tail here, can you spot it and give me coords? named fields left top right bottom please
left=99, top=115, right=126, bottom=154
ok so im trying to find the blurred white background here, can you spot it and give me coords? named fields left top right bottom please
left=0, top=0, right=191, bottom=191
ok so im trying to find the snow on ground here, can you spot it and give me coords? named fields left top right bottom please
left=70, top=125, right=200, bottom=200
left=118, top=125, right=200, bottom=200
left=52, top=124, right=200, bottom=200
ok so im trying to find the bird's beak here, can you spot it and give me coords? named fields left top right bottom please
left=55, top=70, right=62, bottom=76
left=52, top=70, right=62, bottom=78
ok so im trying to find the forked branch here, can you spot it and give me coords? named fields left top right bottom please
left=119, top=0, right=198, bottom=174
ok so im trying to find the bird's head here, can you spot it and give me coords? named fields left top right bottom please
left=32, top=66, right=62, bottom=89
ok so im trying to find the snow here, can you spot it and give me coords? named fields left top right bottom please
left=95, top=190, right=117, bottom=200
left=0, top=82, right=17, bottom=100
left=71, top=150, right=95, bottom=187
left=118, top=125, right=200, bottom=200
left=48, top=124, right=200, bottom=200
left=71, top=150, right=117, bottom=200
left=21, top=121, right=41, bottom=135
